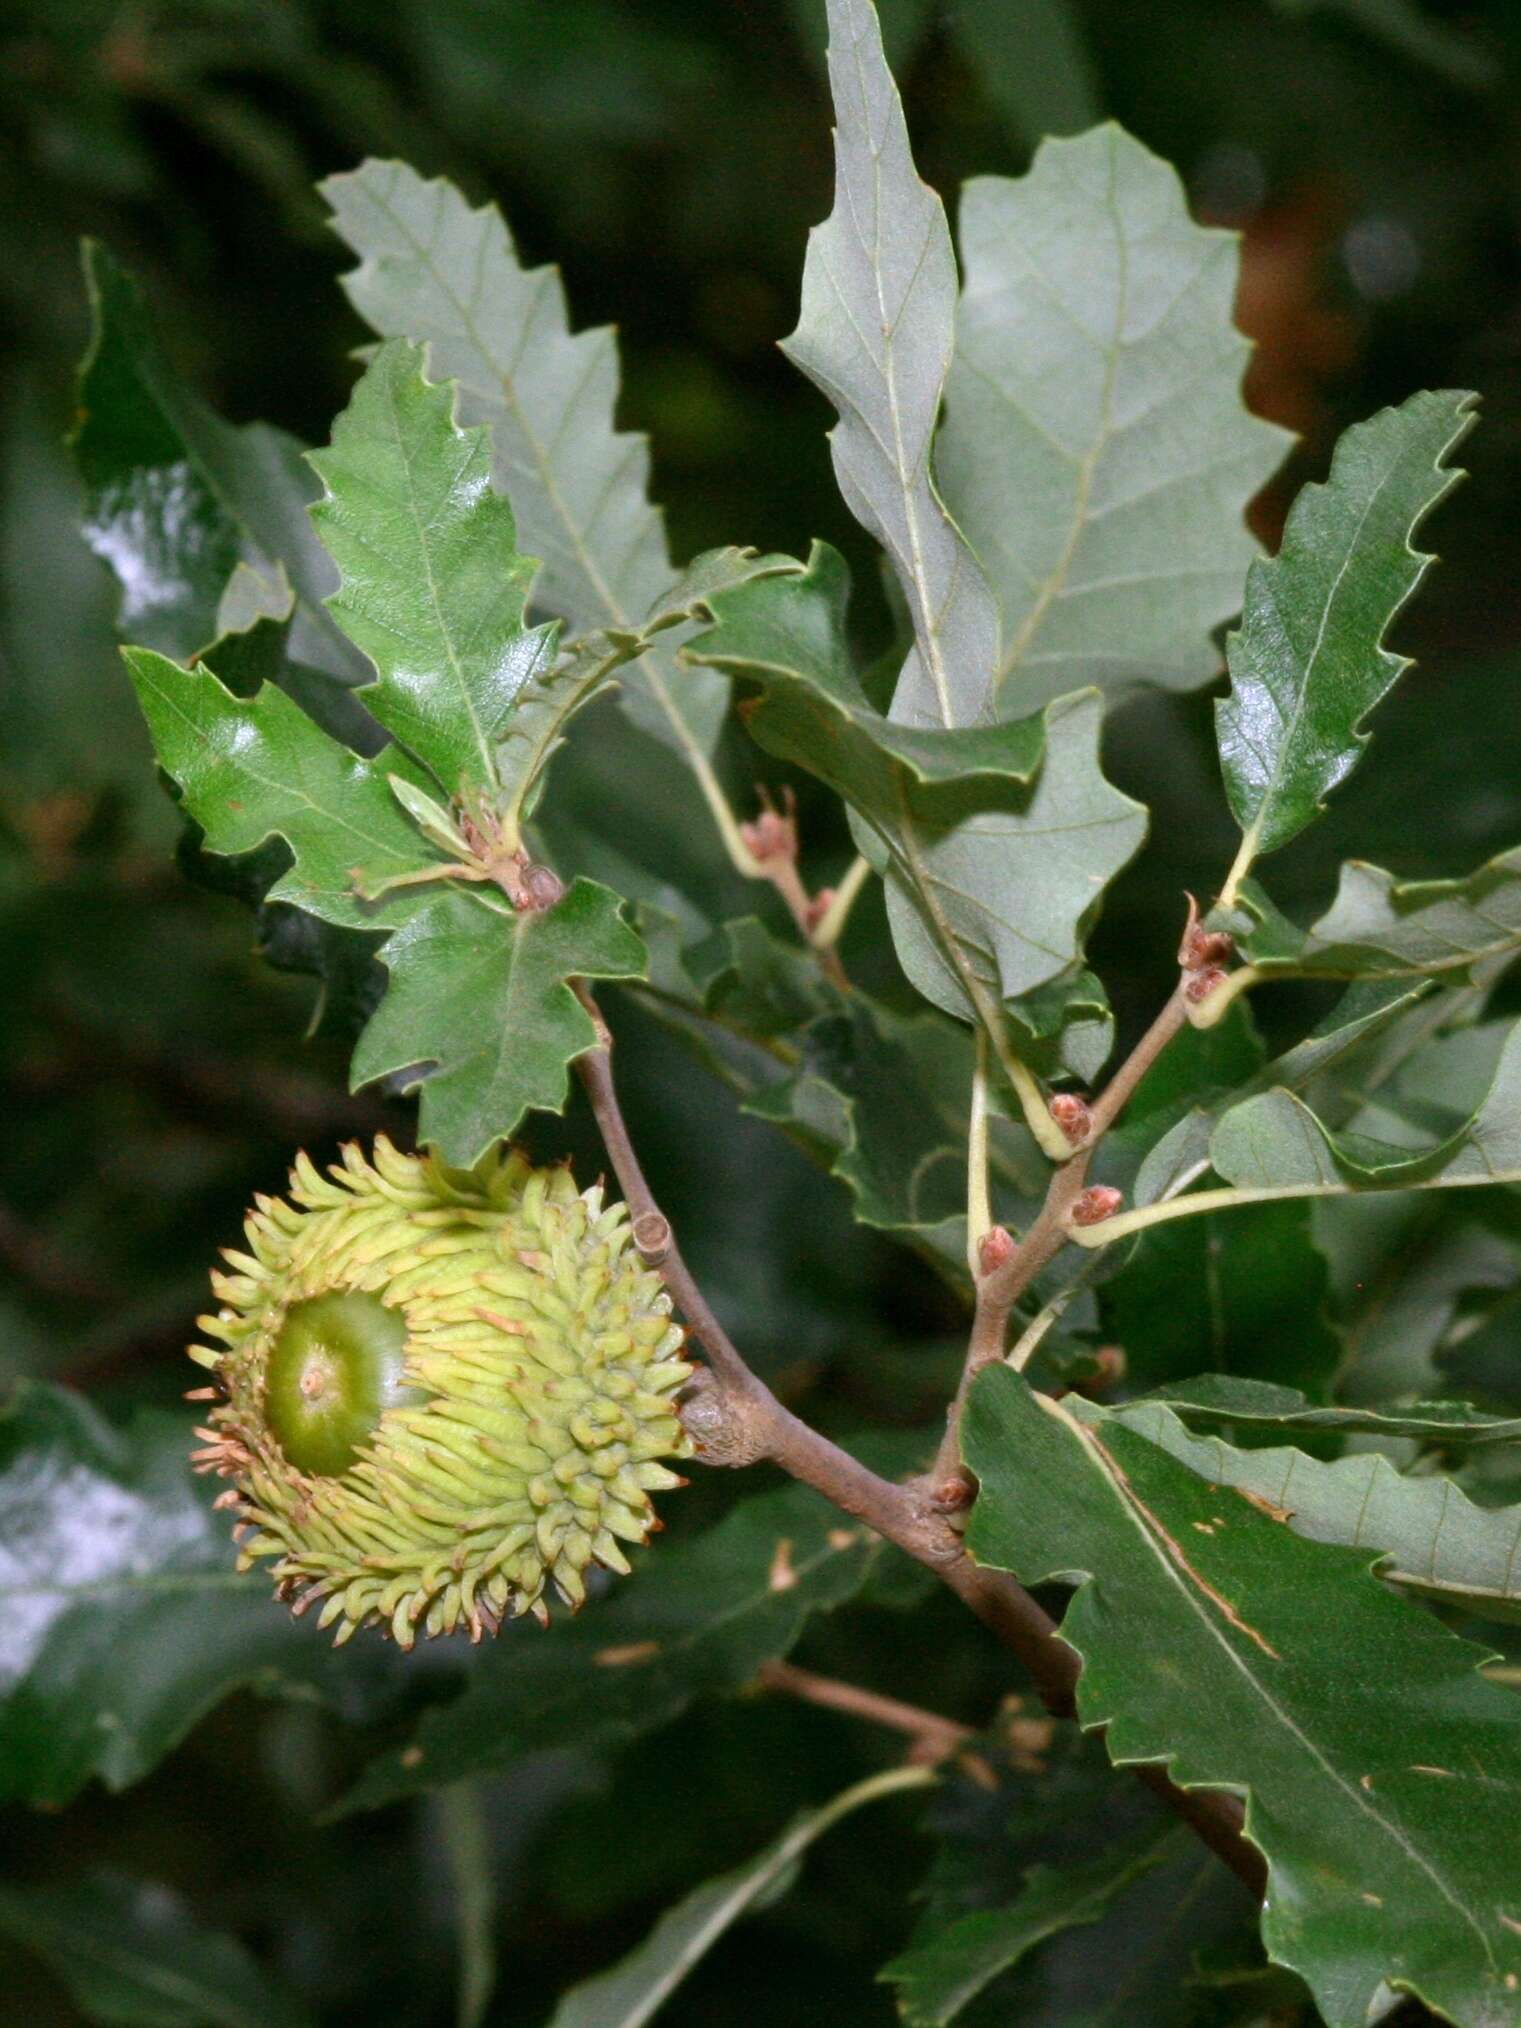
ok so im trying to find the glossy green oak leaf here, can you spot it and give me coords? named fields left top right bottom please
left=122, top=645, right=440, bottom=931
left=308, top=338, right=557, bottom=800
left=939, top=125, right=1289, bottom=711
left=966, top=1367, right=1521, bottom=2028
left=687, top=544, right=1144, bottom=1029
left=1217, top=389, right=1475, bottom=896
left=350, top=879, right=645, bottom=1167
left=321, top=159, right=733, bottom=773
left=782, top=0, right=1000, bottom=730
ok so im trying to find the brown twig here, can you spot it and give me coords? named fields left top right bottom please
left=756, top=1659, right=973, bottom=1763
left=930, top=977, right=1193, bottom=1486
left=571, top=987, right=1264, bottom=1900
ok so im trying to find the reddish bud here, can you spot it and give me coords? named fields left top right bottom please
left=929, top=1472, right=976, bottom=1513
left=977, top=1224, right=1016, bottom=1277
left=1185, top=965, right=1228, bottom=1005
left=1048, top=1092, right=1092, bottom=1144
left=739, top=787, right=798, bottom=865
left=518, top=863, right=564, bottom=911
left=1179, top=892, right=1235, bottom=972
left=1070, top=1185, right=1123, bottom=1228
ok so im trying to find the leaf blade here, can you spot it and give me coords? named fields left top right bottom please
left=320, top=158, right=728, bottom=762
left=308, top=338, right=555, bottom=796
left=965, top=1367, right=1521, bottom=2028
left=1217, top=389, right=1476, bottom=879
left=350, top=879, right=646, bottom=1165
left=782, top=0, right=1000, bottom=728
left=940, top=125, right=1289, bottom=710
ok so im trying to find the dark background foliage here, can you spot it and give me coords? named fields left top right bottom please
left=3, top=2, right=1520, bottom=2021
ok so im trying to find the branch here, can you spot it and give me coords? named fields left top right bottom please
left=571, top=989, right=1264, bottom=1900
left=756, top=1659, right=973, bottom=1763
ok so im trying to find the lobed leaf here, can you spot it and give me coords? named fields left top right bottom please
left=966, top=1367, right=1521, bottom=2028
left=782, top=0, right=1000, bottom=729
left=939, top=125, right=1288, bottom=711
left=122, top=645, right=437, bottom=933
left=321, top=159, right=729, bottom=763
left=308, top=338, right=555, bottom=799
left=1093, top=1395, right=1521, bottom=1624
left=1211, top=1016, right=1521, bottom=1194
left=351, top=879, right=646, bottom=1168
left=1216, top=389, right=1475, bottom=880
left=689, top=546, right=1144, bottom=1021
left=1233, top=843, right=1521, bottom=987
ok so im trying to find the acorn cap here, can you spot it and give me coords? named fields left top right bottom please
left=190, top=1138, right=693, bottom=1646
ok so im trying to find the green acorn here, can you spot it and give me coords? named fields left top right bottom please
left=189, top=1138, right=693, bottom=1646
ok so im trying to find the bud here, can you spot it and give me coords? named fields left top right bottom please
left=1070, top=1185, right=1123, bottom=1228
left=1185, top=965, right=1229, bottom=1005
left=977, top=1224, right=1017, bottom=1277
left=518, top=862, right=565, bottom=911
left=1047, top=1092, right=1092, bottom=1145
left=1178, top=893, right=1235, bottom=972
left=189, top=1139, right=692, bottom=1646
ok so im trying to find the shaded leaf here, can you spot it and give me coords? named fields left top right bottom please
left=549, top=1765, right=930, bottom=2028
left=73, top=242, right=360, bottom=679
left=340, top=1470, right=902, bottom=1812
left=881, top=1830, right=1171, bottom=2027
left=499, top=547, right=800, bottom=838
left=939, top=126, right=1287, bottom=710
left=0, top=1871, right=314, bottom=2028
left=966, top=1366, right=1521, bottom=2028
left=1100, top=1201, right=1340, bottom=1397
left=0, top=1385, right=406, bottom=1807
left=1212, top=1016, right=1521, bottom=1193
left=782, top=0, right=1000, bottom=729
left=1217, top=389, right=1475, bottom=877
left=890, top=1722, right=1268, bottom=2028
left=321, top=159, right=729, bottom=763
left=351, top=879, right=646, bottom=1167
left=308, top=338, right=555, bottom=798
left=745, top=993, right=1047, bottom=1280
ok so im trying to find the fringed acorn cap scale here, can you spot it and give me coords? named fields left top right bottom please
left=189, top=1138, right=692, bottom=1646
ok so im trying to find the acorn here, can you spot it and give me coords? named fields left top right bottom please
left=189, top=1138, right=693, bottom=1647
